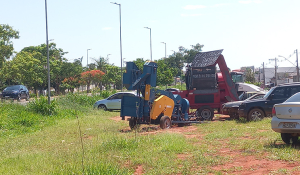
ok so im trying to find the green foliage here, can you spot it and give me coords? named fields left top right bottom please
left=245, top=68, right=255, bottom=83
left=64, top=92, right=102, bottom=106
left=101, top=90, right=112, bottom=98
left=27, top=96, right=58, bottom=115
left=0, top=24, right=20, bottom=68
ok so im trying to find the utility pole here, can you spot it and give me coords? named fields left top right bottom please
left=258, top=67, right=260, bottom=85
left=275, top=58, right=277, bottom=86
left=296, top=49, right=299, bottom=82
left=269, top=58, right=278, bottom=86
left=263, top=62, right=265, bottom=89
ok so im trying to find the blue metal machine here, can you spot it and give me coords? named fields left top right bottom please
left=121, top=61, right=199, bottom=129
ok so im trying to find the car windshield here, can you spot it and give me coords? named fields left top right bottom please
left=285, top=92, right=300, bottom=102
left=262, top=87, right=274, bottom=99
left=4, top=85, right=20, bottom=91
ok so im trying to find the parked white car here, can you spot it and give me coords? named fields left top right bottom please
left=271, top=92, right=300, bottom=144
left=93, top=92, right=137, bottom=111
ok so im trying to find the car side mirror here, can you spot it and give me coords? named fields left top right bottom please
left=269, top=94, right=274, bottom=100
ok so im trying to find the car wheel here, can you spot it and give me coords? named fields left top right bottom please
left=247, top=108, right=264, bottom=121
left=98, top=104, right=107, bottom=111
left=197, top=106, right=214, bottom=121
left=16, top=94, right=21, bottom=102
left=160, top=116, right=171, bottom=129
left=26, top=94, right=29, bottom=101
left=281, top=133, right=298, bottom=144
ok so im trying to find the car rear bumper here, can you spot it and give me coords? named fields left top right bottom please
left=271, top=116, right=300, bottom=133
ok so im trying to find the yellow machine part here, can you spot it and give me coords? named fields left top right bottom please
left=145, top=84, right=150, bottom=101
left=150, top=95, right=174, bottom=120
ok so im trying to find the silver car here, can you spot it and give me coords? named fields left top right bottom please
left=271, top=92, right=300, bottom=144
left=93, top=92, right=136, bottom=111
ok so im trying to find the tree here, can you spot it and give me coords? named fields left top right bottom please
left=0, top=51, right=44, bottom=93
left=0, top=24, right=20, bottom=68
left=101, top=64, right=120, bottom=90
left=21, top=43, right=69, bottom=94
left=245, top=68, right=255, bottom=83
left=81, top=70, right=105, bottom=93
left=156, top=59, right=177, bottom=86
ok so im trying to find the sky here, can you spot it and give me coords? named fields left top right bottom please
left=1, top=0, right=300, bottom=71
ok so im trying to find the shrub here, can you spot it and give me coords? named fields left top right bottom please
left=27, top=96, right=58, bottom=115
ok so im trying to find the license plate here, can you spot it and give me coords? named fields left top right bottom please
left=282, top=123, right=297, bottom=128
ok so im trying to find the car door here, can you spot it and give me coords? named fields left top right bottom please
left=265, top=87, right=290, bottom=116
left=108, top=93, right=123, bottom=109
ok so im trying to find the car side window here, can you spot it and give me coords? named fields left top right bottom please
left=112, top=94, right=123, bottom=99
left=124, top=93, right=135, bottom=97
left=271, top=87, right=285, bottom=100
left=290, top=86, right=300, bottom=96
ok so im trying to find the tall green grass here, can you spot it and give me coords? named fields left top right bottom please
left=1, top=93, right=300, bottom=174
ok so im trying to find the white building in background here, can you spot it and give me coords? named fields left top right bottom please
left=257, top=67, right=298, bottom=85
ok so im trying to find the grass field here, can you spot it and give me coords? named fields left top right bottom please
left=1, top=93, right=300, bottom=174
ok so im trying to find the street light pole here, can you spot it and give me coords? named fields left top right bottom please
left=144, top=27, right=152, bottom=61
left=111, top=2, right=123, bottom=90
left=87, top=49, right=91, bottom=68
left=161, top=42, right=166, bottom=58
left=44, top=0, right=51, bottom=105
left=296, top=49, right=299, bottom=82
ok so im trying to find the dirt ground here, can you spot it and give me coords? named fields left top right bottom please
left=111, top=116, right=300, bottom=175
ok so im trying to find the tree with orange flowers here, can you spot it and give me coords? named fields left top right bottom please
left=80, top=70, right=105, bottom=93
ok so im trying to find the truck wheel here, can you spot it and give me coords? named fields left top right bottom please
left=247, top=108, right=264, bottom=121
left=197, top=106, right=214, bottom=121
left=129, top=118, right=138, bottom=129
left=160, top=116, right=171, bottom=129
left=281, top=133, right=298, bottom=144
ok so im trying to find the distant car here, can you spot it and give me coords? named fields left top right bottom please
left=222, top=93, right=265, bottom=119
left=1, top=85, right=29, bottom=101
left=93, top=92, right=137, bottom=111
left=271, top=92, right=300, bottom=144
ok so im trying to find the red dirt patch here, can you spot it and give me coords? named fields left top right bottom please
left=134, top=165, right=143, bottom=175
left=213, top=147, right=300, bottom=174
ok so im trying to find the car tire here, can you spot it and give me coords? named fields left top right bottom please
left=281, top=133, right=298, bottom=144
left=17, top=94, right=21, bottom=102
left=98, top=104, right=107, bottom=111
left=26, top=94, right=29, bottom=101
left=197, top=106, right=214, bottom=121
left=160, top=116, right=171, bottom=129
left=247, top=108, right=264, bottom=121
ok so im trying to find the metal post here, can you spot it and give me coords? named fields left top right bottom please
left=275, top=57, right=277, bottom=86
left=263, top=62, right=265, bottom=89
left=44, top=0, right=51, bottom=105
left=296, top=49, right=299, bottom=82
left=111, top=2, right=123, bottom=90
left=87, top=49, right=91, bottom=68
left=144, top=27, right=152, bottom=61
left=161, top=42, right=166, bottom=58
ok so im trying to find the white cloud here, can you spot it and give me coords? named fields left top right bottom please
left=102, top=27, right=112, bottom=30
left=239, top=0, right=262, bottom=4
left=183, top=5, right=206, bottom=10
left=181, top=14, right=202, bottom=17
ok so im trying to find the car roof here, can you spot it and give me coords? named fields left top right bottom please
left=277, top=82, right=300, bottom=87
